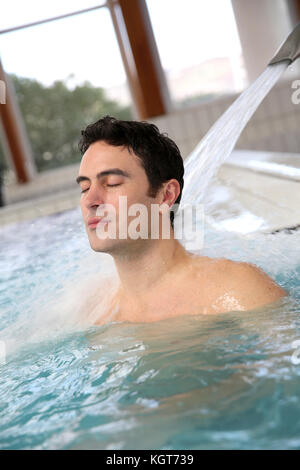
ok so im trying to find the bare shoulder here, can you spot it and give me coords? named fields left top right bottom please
left=214, top=258, right=288, bottom=311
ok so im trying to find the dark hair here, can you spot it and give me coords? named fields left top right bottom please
left=78, top=115, right=184, bottom=228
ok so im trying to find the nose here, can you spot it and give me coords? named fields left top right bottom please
left=83, top=183, right=105, bottom=210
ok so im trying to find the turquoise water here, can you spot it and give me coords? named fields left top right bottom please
left=0, top=208, right=300, bottom=449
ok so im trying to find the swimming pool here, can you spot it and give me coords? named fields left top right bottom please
left=0, top=207, right=300, bottom=450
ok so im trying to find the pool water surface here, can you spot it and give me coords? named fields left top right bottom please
left=0, top=208, right=299, bottom=450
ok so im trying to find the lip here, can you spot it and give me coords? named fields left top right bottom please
left=88, top=217, right=101, bottom=226
left=87, top=217, right=110, bottom=229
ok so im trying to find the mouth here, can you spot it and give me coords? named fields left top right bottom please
left=87, top=218, right=110, bottom=229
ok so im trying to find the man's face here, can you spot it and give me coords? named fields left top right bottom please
left=77, top=141, right=163, bottom=253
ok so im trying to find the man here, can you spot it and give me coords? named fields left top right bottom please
left=76, top=116, right=287, bottom=325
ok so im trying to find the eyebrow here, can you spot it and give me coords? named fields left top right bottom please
left=76, top=168, right=131, bottom=185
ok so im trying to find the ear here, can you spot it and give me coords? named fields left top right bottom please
left=159, top=179, right=180, bottom=212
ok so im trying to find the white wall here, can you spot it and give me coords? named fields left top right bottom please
left=150, top=78, right=300, bottom=159
left=231, top=0, right=294, bottom=82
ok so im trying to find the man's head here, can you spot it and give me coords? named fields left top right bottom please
left=77, top=115, right=184, bottom=253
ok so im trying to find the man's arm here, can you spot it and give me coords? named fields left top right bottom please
left=216, top=260, right=288, bottom=312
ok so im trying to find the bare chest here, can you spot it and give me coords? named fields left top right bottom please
left=94, top=260, right=240, bottom=325
left=110, top=278, right=216, bottom=323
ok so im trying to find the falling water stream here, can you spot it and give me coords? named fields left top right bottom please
left=180, top=62, right=288, bottom=206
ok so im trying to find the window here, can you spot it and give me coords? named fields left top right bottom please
left=0, top=1, right=132, bottom=172
left=146, top=0, right=247, bottom=108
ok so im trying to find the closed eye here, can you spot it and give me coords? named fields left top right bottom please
left=81, top=183, right=121, bottom=193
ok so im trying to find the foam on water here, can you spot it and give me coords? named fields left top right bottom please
left=0, top=209, right=118, bottom=355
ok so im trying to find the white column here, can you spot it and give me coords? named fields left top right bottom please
left=231, top=0, right=293, bottom=82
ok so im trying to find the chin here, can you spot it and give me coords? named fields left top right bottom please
left=89, top=239, right=116, bottom=253
left=88, top=235, right=124, bottom=254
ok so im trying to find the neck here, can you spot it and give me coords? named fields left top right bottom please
left=112, top=233, right=189, bottom=300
